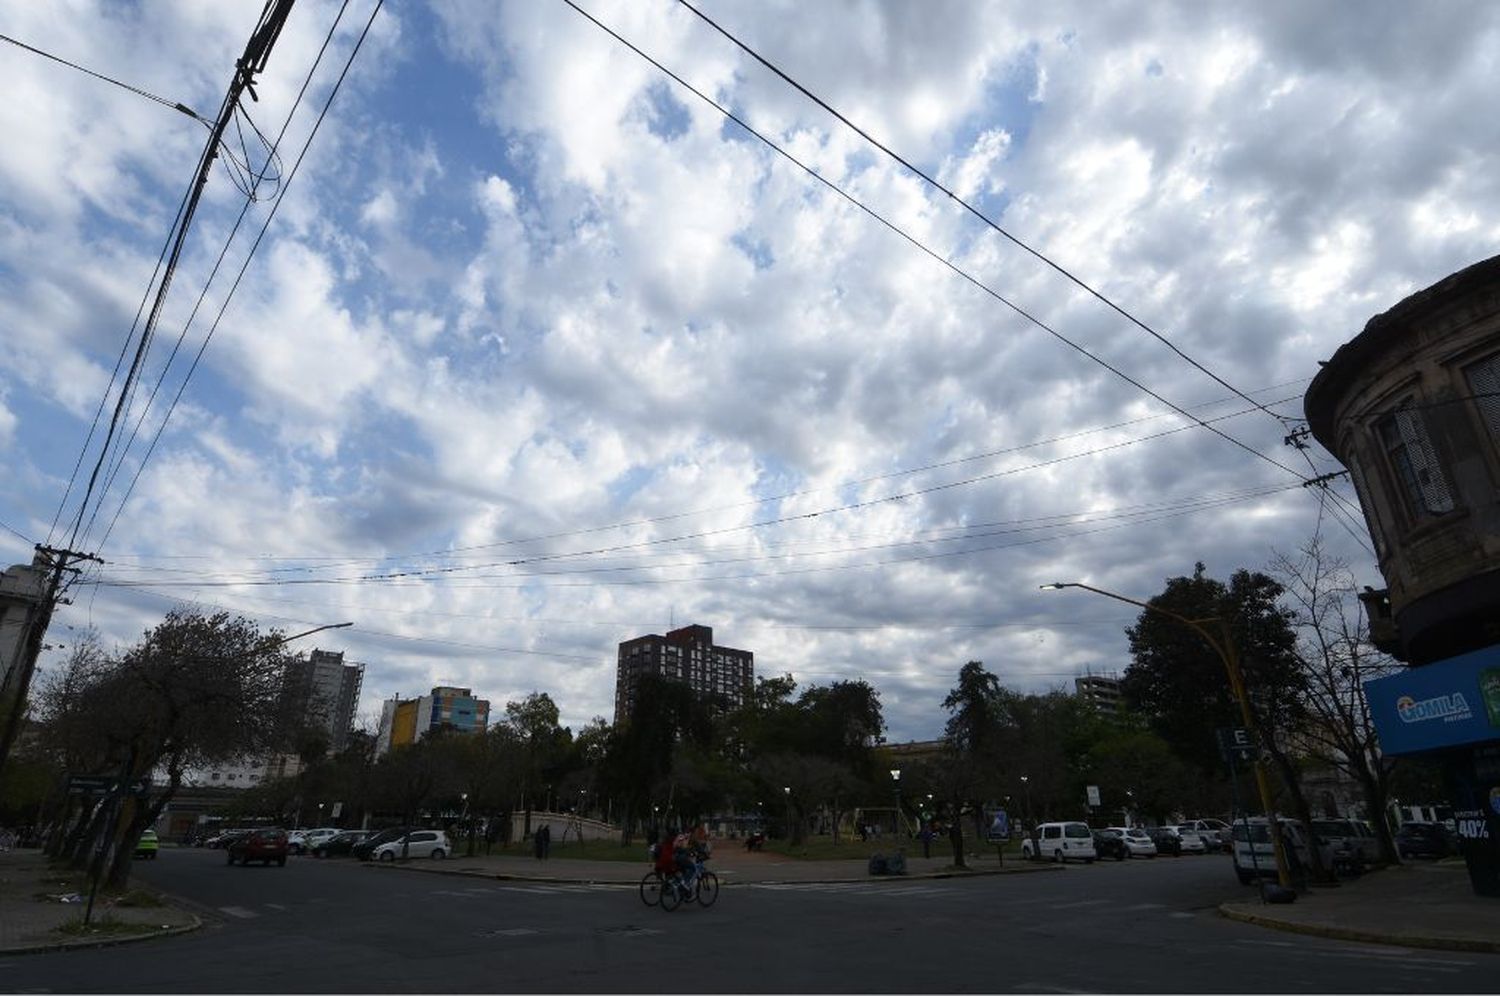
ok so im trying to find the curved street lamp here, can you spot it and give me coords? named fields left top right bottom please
left=1040, top=581, right=1291, bottom=889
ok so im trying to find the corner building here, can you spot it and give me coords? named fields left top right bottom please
left=614, top=624, right=753, bottom=726
left=1304, top=253, right=1500, bottom=895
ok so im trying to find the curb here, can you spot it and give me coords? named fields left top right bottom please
left=1216, top=904, right=1500, bottom=955
left=363, top=860, right=1061, bottom=887
left=0, top=913, right=202, bottom=957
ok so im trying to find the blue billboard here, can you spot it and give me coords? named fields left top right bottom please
left=1365, top=642, right=1500, bottom=756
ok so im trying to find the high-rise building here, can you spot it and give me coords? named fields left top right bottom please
left=614, top=624, right=753, bottom=726
left=283, top=649, right=364, bottom=753
left=375, top=685, right=490, bottom=755
left=1074, top=673, right=1124, bottom=716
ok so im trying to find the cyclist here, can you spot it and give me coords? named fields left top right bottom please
left=671, top=826, right=701, bottom=893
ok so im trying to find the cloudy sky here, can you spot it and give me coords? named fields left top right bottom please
left=2, top=0, right=1496, bottom=742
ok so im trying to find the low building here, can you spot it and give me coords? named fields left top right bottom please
left=1074, top=673, right=1125, bottom=716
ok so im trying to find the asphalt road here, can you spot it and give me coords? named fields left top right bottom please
left=3, top=849, right=1497, bottom=993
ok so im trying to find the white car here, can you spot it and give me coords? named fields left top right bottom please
left=287, top=827, right=341, bottom=855
left=1021, top=822, right=1097, bottom=863
left=1105, top=826, right=1158, bottom=858
left=1164, top=825, right=1208, bottom=854
left=1182, top=818, right=1231, bottom=852
left=371, top=829, right=451, bottom=861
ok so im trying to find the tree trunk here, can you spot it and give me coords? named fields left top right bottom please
left=1354, top=765, right=1399, bottom=864
left=949, top=820, right=966, bottom=868
left=1266, top=748, right=1332, bottom=884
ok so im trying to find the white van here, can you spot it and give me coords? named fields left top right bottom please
left=1021, top=822, right=1097, bottom=863
left=1231, top=817, right=1342, bottom=884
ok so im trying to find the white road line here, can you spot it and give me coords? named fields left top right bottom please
left=1049, top=899, right=1110, bottom=909
left=1168, top=911, right=1194, bottom=919
left=264, top=903, right=288, bottom=911
left=1123, top=902, right=1166, bottom=911
left=491, top=927, right=539, bottom=937
left=218, top=906, right=258, bottom=919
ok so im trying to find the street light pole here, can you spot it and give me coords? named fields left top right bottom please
left=889, top=769, right=902, bottom=840
left=1020, top=775, right=1031, bottom=829
left=1041, top=581, right=1291, bottom=889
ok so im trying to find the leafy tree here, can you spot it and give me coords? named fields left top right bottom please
left=938, top=661, right=1010, bottom=866
left=37, top=611, right=303, bottom=887
left=1121, top=563, right=1328, bottom=880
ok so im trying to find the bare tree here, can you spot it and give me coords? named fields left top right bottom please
left=1271, top=536, right=1402, bottom=863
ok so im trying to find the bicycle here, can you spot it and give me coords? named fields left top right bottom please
left=658, top=857, right=718, bottom=912
left=639, top=870, right=664, bottom=906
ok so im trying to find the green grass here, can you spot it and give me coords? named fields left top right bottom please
left=114, top=888, right=164, bottom=908
left=53, top=915, right=158, bottom=938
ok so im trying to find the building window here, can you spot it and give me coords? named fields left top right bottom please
left=1375, top=402, right=1454, bottom=517
left=1466, top=353, right=1500, bottom=442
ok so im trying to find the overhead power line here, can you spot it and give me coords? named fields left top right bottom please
left=57, top=0, right=300, bottom=553
left=673, top=0, right=1293, bottom=430
left=0, top=30, right=209, bottom=122
left=561, top=0, right=1309, bottom=487
left=83, top=0, right=361, bottom=552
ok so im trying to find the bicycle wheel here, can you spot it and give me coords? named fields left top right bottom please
left=695, top=871, right=719, bottom=908
left=659, top=877, right=684, bottom=912
left=639, top=871, right=662, bottom=906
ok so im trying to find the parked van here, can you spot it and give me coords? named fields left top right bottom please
left=1231, top=817, right=1344, bottom=884
left=1021, top=822, right=1097, bottom=863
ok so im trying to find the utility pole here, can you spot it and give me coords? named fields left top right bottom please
left=0, top=545, right=100, bottom=780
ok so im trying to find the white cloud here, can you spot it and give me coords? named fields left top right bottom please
left=4, top=0, right=1500, bottom=740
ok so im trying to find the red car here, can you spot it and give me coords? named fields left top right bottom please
left=227, top=828, right=290, bottom=867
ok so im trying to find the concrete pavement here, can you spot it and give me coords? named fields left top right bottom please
left=382, top=845, right=1500, bottom=954
left=361, top=840, right=1055, bottom=885
left=1219, top=860, right=1500, bottom=953
left=0, top=849, right=200, bottom=954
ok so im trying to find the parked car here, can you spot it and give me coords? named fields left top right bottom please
left=205, top=829, right=249, bottom=849
left=1311, top=818, right=1380, bottom=865
left=133, top=829, right=159, bottom=859
left=1395, top=821, right=1457, bottom=860
left=1165, top=825, right=1208, bottom=854
left=287, top=827, right=340, bottom=855
left=1144, top=826, right=1182, bottom=856
left=1092, top=828, right=1129, bottom=861
left=369, top=829, right=451, bottom=861
left=227, top=828, right=290, bottom=867
left=1106, top=826, right=1158, bottom=858
left=1020, top=822, right=1097, bottom=863
left=1182, top=818, right=1232, bottom=852
left=312, top=830, right=371, bottom=858
left=353, top=827, right=415, bottom=861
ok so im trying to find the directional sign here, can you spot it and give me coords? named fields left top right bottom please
left=66, top=775, right=150, bottom=795
left=1216, top=727, right=1256, bottom=764
left=66, top=775, right=113, bottom=795
left=1086, top=785, right=1101, bottom=807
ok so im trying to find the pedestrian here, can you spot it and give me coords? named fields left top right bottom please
left=538, top=823, right=551, bottom=860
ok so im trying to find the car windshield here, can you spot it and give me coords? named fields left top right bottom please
left=1065, top=824, right=1091, bottom=839
left=1232, top=823, right=1272, bottom=843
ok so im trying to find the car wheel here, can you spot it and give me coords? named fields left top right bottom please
left=1085, top=857, right=1095, bottom=864
left=227, top=852, right=235, bottom=865
left=379, top=850, right=395, bottom=862
left=1236, top=868, right=1253, bottom=885
left=278, top=856, right=287, bottom=866
left=1053, top=849, right=1063, bottom=863
left=431, top=848, right=446, bottom=860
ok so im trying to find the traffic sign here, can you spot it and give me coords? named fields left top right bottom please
left=1086, top=785, right=1101, bottom=807
left=1216, top=727, right=1256, bottom=763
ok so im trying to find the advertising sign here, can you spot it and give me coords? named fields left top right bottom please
left=1365, top=642, right=1500, bottom=756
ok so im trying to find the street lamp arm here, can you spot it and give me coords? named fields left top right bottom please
left=1041, top=583, right=1229, bottom=661
left=269, top=621, right=353, bottom=650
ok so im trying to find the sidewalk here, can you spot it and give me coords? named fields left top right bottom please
left=367, top=842, right=1056, bottom=886
left=1219, top=861, right=1500, bottom=953
left=0, top=849, right=200, bottom=955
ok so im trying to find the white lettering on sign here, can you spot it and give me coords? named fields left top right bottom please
left=1395, top=693, right=1472, bottom=724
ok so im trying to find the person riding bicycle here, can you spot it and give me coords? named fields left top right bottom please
left=671, top=826, right=700, bottom=889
